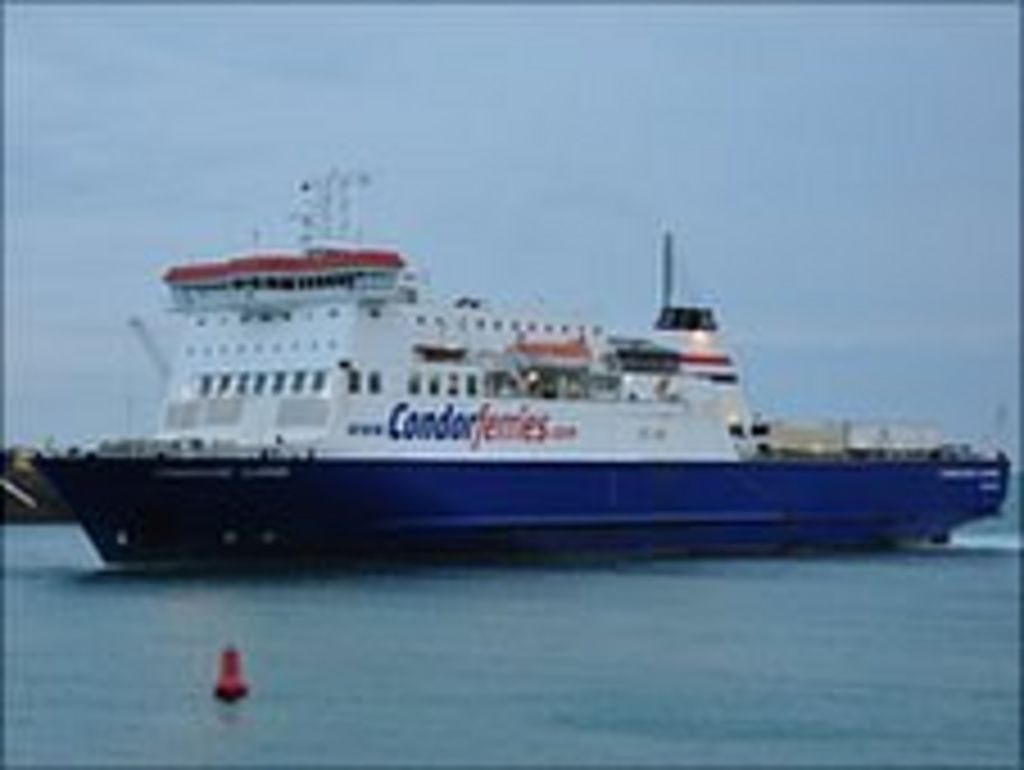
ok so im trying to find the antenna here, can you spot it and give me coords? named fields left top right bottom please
left=292, top=168, right=372, bottom=246
left=661, top=230, right=675, bottom=310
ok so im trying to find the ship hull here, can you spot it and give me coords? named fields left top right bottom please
left=36, top=455, right=1009, bottom=564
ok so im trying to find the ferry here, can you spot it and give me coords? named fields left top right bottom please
left=36, top=175, right=1010, bottom=564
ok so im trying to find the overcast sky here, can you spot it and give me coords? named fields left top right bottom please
left=3, top=5, right=1019, bottom=460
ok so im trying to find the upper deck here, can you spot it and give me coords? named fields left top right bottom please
left=164, top=246, right=410, bottom=312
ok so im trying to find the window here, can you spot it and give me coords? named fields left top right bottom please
left=494, top=320, right=503, bottom=332
left=199, top=375, right=213, bottom=397
left=348, top=369, right=361, bottom=394
left=311, top=370, right=327, bottom=393
left=408, top=372, right=421, bottom=396
left=218, top=374, right=232, bottom=395
left=428, top=375, right=441, bottom=396
left=476, top=318, right=485, bottom=330
left=466, top=374, right=478, bottom=398
left=236, top=373, right=250, bottom=395
left=272, top=371, right=287, bottom=395
left=435, top=317, right=446, bottom=328
left=253, top=372, right=268, bottom=395
left=447, top=373, right=459, bottom=397
left=291, top=371, right=306, bottom=394
left=511, top=321, right=521, bottom=332
left=369, top=371, right=382, bottom=395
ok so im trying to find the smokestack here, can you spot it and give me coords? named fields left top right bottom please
left=661, top=230, right=674, bottom=310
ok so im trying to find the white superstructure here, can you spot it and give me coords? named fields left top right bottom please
left=155, top=239, right=754, bottom=462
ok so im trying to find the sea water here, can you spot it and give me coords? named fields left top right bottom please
left=4, top=485, right=1020, bottom=767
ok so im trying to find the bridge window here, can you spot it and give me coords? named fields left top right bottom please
left=311, top=370, right=327, bottom=393
left=199, top=375, right=213, bottom=397
left=466, top=374, right=478, bottom=398
left=368, top=371, right=382, bottom=395
left=253, top=372, right=268, bottom=395
left=348, top=369, right=361, bottom=394
left=236, top=373, right=250, bottom=395
left=291, top=371, right=306, bottom=394
left=408, top=372, right=421, bottom=396
left=218, top=374, right=232, bottom=395
left=447, top=373, right=459, bottom=397
left=428, top=374, right=440, bottom=396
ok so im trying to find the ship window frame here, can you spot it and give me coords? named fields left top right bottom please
left=272, top=371, right=287, bottom=395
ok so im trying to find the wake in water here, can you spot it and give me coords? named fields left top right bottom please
left=952, top=532, right=1022, bottom=552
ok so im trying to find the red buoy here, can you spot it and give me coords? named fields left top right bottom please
left=214, top=646, right=249, bottom=702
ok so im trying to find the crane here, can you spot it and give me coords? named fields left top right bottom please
left=128, top=316, right=171, bottom=384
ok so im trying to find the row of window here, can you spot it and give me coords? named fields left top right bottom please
left=192, top=310, right=599, bottom=338
left=409, top=371, right=479, bottom=398
left=192, top=367, right=486, bottom=400
left=181, top=270, right=393, bottom=294
left=186, top=339, right=340, bottom=357
left=198, top=370, right=331, bottom=398
left=416, top=315, right=602, bottom=337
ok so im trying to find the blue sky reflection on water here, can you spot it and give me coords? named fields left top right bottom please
left=3, top=5, right=1018, bottom=459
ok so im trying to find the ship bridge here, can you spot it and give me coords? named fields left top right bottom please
left=164, top=247, right=408, bottom=313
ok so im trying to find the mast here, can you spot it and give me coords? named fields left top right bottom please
left=661, top=230, right=675, bottom=311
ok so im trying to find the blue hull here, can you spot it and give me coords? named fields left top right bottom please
left=36, top=455, right=1010, bottom=564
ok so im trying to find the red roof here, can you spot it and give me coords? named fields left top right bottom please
left=164, top=249, right=405, bottom=284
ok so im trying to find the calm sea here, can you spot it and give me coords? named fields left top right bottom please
left=3, top=483, right=1020, bottom=768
